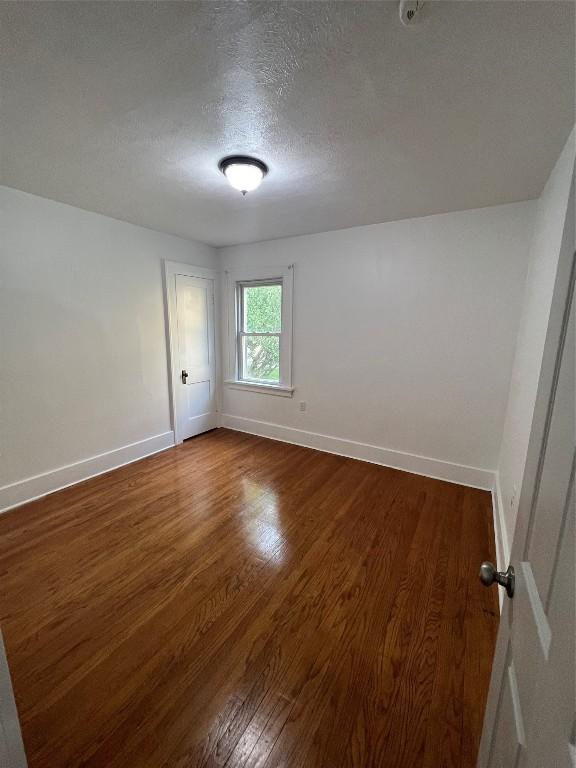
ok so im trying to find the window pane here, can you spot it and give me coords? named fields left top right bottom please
left=242, top=335, right=280, bottom=382
left=243, top=284, right=282, bottom=333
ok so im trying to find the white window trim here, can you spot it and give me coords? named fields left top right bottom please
left=224, top=265, right=294, bottom=396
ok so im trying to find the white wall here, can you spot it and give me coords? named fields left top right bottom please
left=0, top=186, right=217, bottom=509
left=0, top=185, right=543, bottom=507
left=219, top=201, right=535, bottom=488
left=496, top=128, right=575, bottom=556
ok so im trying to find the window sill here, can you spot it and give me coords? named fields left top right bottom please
left=224, top=380, right=294, bottom=398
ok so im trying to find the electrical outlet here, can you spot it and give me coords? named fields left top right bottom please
left=299, top=401, right=307, bottom=412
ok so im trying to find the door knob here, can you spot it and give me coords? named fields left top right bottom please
left=181, top=370, right=188, bottom=383
left=479, top=562, right=515, bottom=598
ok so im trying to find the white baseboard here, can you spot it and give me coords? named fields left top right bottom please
left=0, top=431, right=175, bottom=514
left=220, top=414, right=495, bottom=490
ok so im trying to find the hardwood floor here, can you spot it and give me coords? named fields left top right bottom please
left=0, top=429, right=499, bottom=767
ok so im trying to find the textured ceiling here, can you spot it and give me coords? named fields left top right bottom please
left=0, top=1, right=574, bottom=246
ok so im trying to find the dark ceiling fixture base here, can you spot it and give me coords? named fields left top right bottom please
left=218, top=155, right=269, bottom=175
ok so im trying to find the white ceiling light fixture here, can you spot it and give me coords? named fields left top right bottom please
left=219, top=155, right=268, bottom=195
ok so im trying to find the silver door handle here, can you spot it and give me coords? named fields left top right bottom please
left=181, top=370, right=188, bottom=383
left=479, top=562, right=515, bottom=598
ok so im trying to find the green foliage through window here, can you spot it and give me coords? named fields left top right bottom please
left=243, top=284, right=281, bottom=333
left=240, top=283, right=282, bottom=382
left=243, top=336, right=280, bottom=381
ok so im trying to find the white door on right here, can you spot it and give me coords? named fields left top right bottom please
left=478, top=182, right=575, bottom=767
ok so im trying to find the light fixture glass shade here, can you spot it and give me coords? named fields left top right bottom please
left=219, top=156, right=268, bottom=194
left=224, top=163, right=264, bottom=193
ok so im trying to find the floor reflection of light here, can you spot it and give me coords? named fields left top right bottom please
left=240, top=479, right=286, bottom=564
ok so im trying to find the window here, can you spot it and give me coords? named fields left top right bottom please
left=237, top=281, right=282, bottom=384
left=225, top=266, right=294, bottom=396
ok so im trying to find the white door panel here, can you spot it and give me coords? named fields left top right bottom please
left=0, top=631, right=27, bottom=767
left=527, top=304, right=574, bottom=603
left=175, top=275, right=216, bottom=441
left=489, top=656, right=525, bottom=768
left=479, top=174, right=574, bottom=767
left=526, top=482, right=574, bottom=768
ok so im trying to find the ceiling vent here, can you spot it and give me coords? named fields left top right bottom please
left=399, top=1, right=425, bottom=26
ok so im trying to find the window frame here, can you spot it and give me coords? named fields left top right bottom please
left=225, top=265, right=294, bottom=397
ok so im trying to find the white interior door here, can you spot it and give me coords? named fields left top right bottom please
left=175, top=274, right=216, bottom=441
left=0, top=631, right=27, bottom=767
left=478, top=182, right=575, bottom=767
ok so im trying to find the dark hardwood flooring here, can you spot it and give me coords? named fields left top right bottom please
left=0, top=428, right=499, bottom=767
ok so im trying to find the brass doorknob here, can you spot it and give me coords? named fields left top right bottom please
left=479, top=562, right=515, bottom=598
